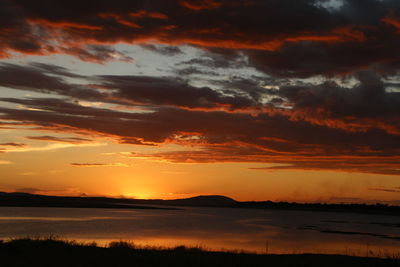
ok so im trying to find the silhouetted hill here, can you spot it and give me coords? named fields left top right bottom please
left=163, top=195, right=237, bottom=206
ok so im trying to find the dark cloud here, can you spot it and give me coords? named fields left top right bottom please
left=248, top=158, right=400, bottom=176
left=0, top=63, right=74, bottom=92
left=0, top=142, right=26, bottom=147
left=216, top=76, right=279, bottom=102
left=96, top=74, right=255, bottom=110
left=0, top=97, right=139, bottom=120
left=131, top=149, right=400, bottom=175
left=174, top=66, right=220, bottom=77
left=173, top=51, right=248, bottom=77
left=25, top=135, right=92, bottom=144
left=28, top=62, right=85, bottom=78
left=70, top=163, right=128, bottom=167
left=60, top=44, right=133, bottom=63
left=368, top=187, right=400, bottom=193
left=1, top=0, right=399, bottom=76
left=1, top=61, right=400, bottom=140
left=177, top=51, right=245, bottom=69
left=180, top=0, right=222, bottom=11
left=1, top=60, right=400, bottom=146
left=140, top=44, right=183, bottom=56
left=245, top=31, right=400, bottom=78
left=0, top=63, right=255, bottom=110
left=274, top=70, right=400, bottom=134
left=0, top=63, right=104, bottom=101
left=0, top=96, right=396, bottom=149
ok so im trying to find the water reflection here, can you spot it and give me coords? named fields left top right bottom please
left=0, top=206, right=399, bottom=256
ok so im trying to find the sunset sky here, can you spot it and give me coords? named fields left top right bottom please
left=1, top=0, right=400, bottom=203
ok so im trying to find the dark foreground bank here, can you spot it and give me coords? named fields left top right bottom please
left=0, top=239, right=399, bottom=267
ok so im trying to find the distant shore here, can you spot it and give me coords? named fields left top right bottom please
left=0, top=200, right=177, bottom=210
left=1, top=192, right=400, bottom=216
left=1, top=238, right=399, bottom=267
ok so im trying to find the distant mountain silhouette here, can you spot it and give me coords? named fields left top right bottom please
left=165, top=195, right=237, bottom=206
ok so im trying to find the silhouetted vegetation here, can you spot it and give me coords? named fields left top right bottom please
left=0, top=238, right=399, bottom=267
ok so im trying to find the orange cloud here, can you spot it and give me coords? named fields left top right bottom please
left=25, top=135, right=92, bottom=144
left=70, top=163, right=129, bottom=167
left=180, top=0, right=222, bottom=10
left=285, top=26, right=366, bottom=43
left=132, top=148, right=400, bottom=175
left=162, top=26, right=366, bottom=52
left=27, top=19, right=103, bottom=30
left=98, top=13, right=141, bottom=28
left=0, top=142, right=26, bottom=147
left=382, top=15, right=400, bottom=33
left=129, top=10, right=168, bottom=19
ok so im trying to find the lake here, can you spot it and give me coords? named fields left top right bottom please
left=0, top=206, right=399, bottom=257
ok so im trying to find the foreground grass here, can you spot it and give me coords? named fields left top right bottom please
left=0, top=238, right=399, bottom=267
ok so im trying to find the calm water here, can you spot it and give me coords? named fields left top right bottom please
left=0, top=206, right=399, bottom=256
